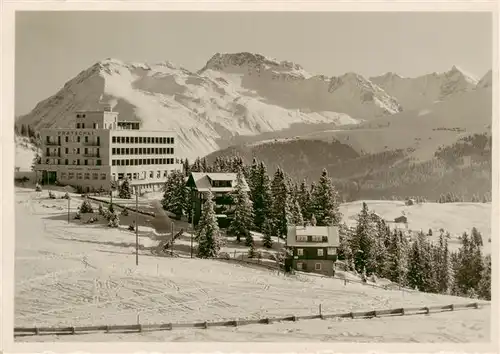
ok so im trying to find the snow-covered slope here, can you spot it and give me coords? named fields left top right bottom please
left=15, top=136, right=38, bottom=171
left=370, top=66, right=480, bottom=111
left=18, top=54, right=398, bottom=161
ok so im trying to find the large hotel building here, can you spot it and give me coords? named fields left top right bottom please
left=35, top=106, right=182, bottom=193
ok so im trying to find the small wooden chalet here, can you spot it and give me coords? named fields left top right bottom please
left=394, top=215, right=408, bottom=224
left=186, top=172, right=250, bottom=227
left=284, top=225, right=340, bottom=276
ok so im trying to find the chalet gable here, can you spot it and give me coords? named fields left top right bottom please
left=186, top=172, right=250, bottom=192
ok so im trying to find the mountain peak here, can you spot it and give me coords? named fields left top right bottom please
left=199, top=52, right=305, bottom=73
left=477, top=69, right=492, bottom=89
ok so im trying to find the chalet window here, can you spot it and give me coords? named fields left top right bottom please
left=101, top=173, right=107, bottom=180
left=327, top=247, right=336, bottom=255
left=68, top=173, right=75, bottom=179
left=297, top=248, right=304, bottom=256
left=322, top=236, right=328, bottom=242
left=315, top=263, right=322, bottom=271
left=317, top=249, right=324, bottom=256
left=296, top=262, right=303, bottom=270
left=84, top=173, right=90, bottom=180
left=312, top=235, right=322, bottom=242
left=92, top=173, right=99, bottom=180
left=296, top=235, right=307, bottom=242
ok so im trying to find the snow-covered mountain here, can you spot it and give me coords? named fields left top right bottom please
left=16, top=53, right=405, bottom=160
left=370, top=66, right=481, bottom=111
left=477, top=69, right=493, bottom=89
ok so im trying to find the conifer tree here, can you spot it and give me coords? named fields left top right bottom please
left=298, top=180, right=312, bottom=221
left=373, top=218, right=389, bottom=277
left=271, top=167, right=293, bottom=239
left=291, top=199, right=304, bottom=226
left=79, top=198, right=94, bottom=214
left=118, top=178, right=132, bottom=199
left=352, top=202, right=376, bottom=275
left=196, top=190, right=224, bottom=258
left=262, top=219, right=273, bottom=249
left=183, top=158, right=190, bottom=177
left=310, top=169, right=342, bottom=226
left=161, top=170, right=188, bottom=219
left=477, top=254, right=491, bottom=300
left=228, top=170, right=254, bottom=243
left=471, top=227, right=483, bottom=247
left=20, top=124, right=27, bottom=136
left=407, top=237, right=424, bottom=291
left=387, top=229, right=407, bottom=285
left=250, top=161, right=272, bottom=232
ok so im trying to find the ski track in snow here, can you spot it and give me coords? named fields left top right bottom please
left=14, top=188, right=491, bottom=341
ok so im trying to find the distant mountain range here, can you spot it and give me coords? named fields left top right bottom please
left=16, top=52, right=492, bottom=161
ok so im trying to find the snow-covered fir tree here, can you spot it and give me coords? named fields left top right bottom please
left=310, top=169, right=342, bottom=226
left=352, top=202, right=376, bottom=275
left=196, top=190, right=224, bottom=258
left=297, top=180, right=312, bottom=221
left=250, top=161, right=273, bottom=232
left=262, top=219, right=273, bottom=248
left=118, top=178, right=132, bottom=199
left=79, top=198, right=94, bottom=214
left=161, top=170, right=188, bottom=219
left=291, top=199, right=304, bottom=226
left=228, top=170, right=254, bottom=244
left=270, top=167, right=293, bottom=239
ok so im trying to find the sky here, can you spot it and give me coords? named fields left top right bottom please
left=15, top=11, right=493, bottom=116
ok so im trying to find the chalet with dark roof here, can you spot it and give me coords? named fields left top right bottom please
left=186, top=172, right=250, bottom=227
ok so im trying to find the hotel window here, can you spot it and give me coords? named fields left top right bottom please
left=297, top=248, right=304, bottom=256
left=133, top=148, right=138, bottom=154
left=84, top=148, right=88, bottom=155
left=134, top=137, right=138, bottom=143
left=93, top=123, right=97, bottom=129
left=315, top=263, right=322, bottom=271
left=84, top=160, right=88, bottom=166
left=296, top=262, right=303, bottom=270
left=163, top=137, right=167, bottom=144
left=149, top=171, right=153, bottom=178
left=121, top=148, right=125, bottom=154
left=126, top=137, right=130, bottom=144
left=85, top=136, right=88, bottom=143
left=126, top=160, right=130, bottom=166
left=92, top=173, right=99, bottom=180
left=167, top=137, right=171, bottom=144
left=101, top=173, right=107, bottom=180
left=327, top=248, right=336, bottom=255
left=156, top=171, right=161, bottom=178
left=77, top=159, right=80, bottom=165
left=139, top=137, right=143, bottom=143
left=154, top=158, right=158, bottom=164
left=112, top=137, right=116, bottom=143
left=130, top=159, right=135, bottom=166
left=112, top=160, right=116, bottom=166
left=135, top=159, right=139, bottom=165
left=163, top=171, right=168, bottom=177
left=317, top=249, right=324, bottom=256
left=171, top=138, right=175, bottom=144
left=77, top=148, right=80, bottom=154
left=77, top=173, right=83, bottom=180
left=171, top=148, right=175, bottom=154
left=76, top=123, right=81, bottom=129
left=112, top=148, right=116, bottom=154
left=65, top=147, right=68, bottom=154
left=125, top=148, right=129, bottom=154
left=77, top=137, right=81, bottom=143
left=65, top=136, right=69, bottom=143
left=162, top=158, right=166, bottom=164
left=68, top=173, right=75, bottom=180
left=84, top=173, right=90, bottom=180
left=82, top=123, right=85, bottom=129
left=96, top=160, right=101, bottom=166
left=65, top=159, right=68, bottom=165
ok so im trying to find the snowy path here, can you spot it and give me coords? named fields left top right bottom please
left=14, top=189, right=491, bottom=341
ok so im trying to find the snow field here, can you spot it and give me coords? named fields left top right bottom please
left=340, top=200, right=491, bottom=254
left=14, top=187, right=491, bottom=343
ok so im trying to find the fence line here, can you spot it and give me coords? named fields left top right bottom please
left=86, top=196, right=156, bottom=217
left=14, top=302, right=489, bottom=337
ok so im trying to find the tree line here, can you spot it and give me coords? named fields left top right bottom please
left=160, top=156, right=490, bottom=301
